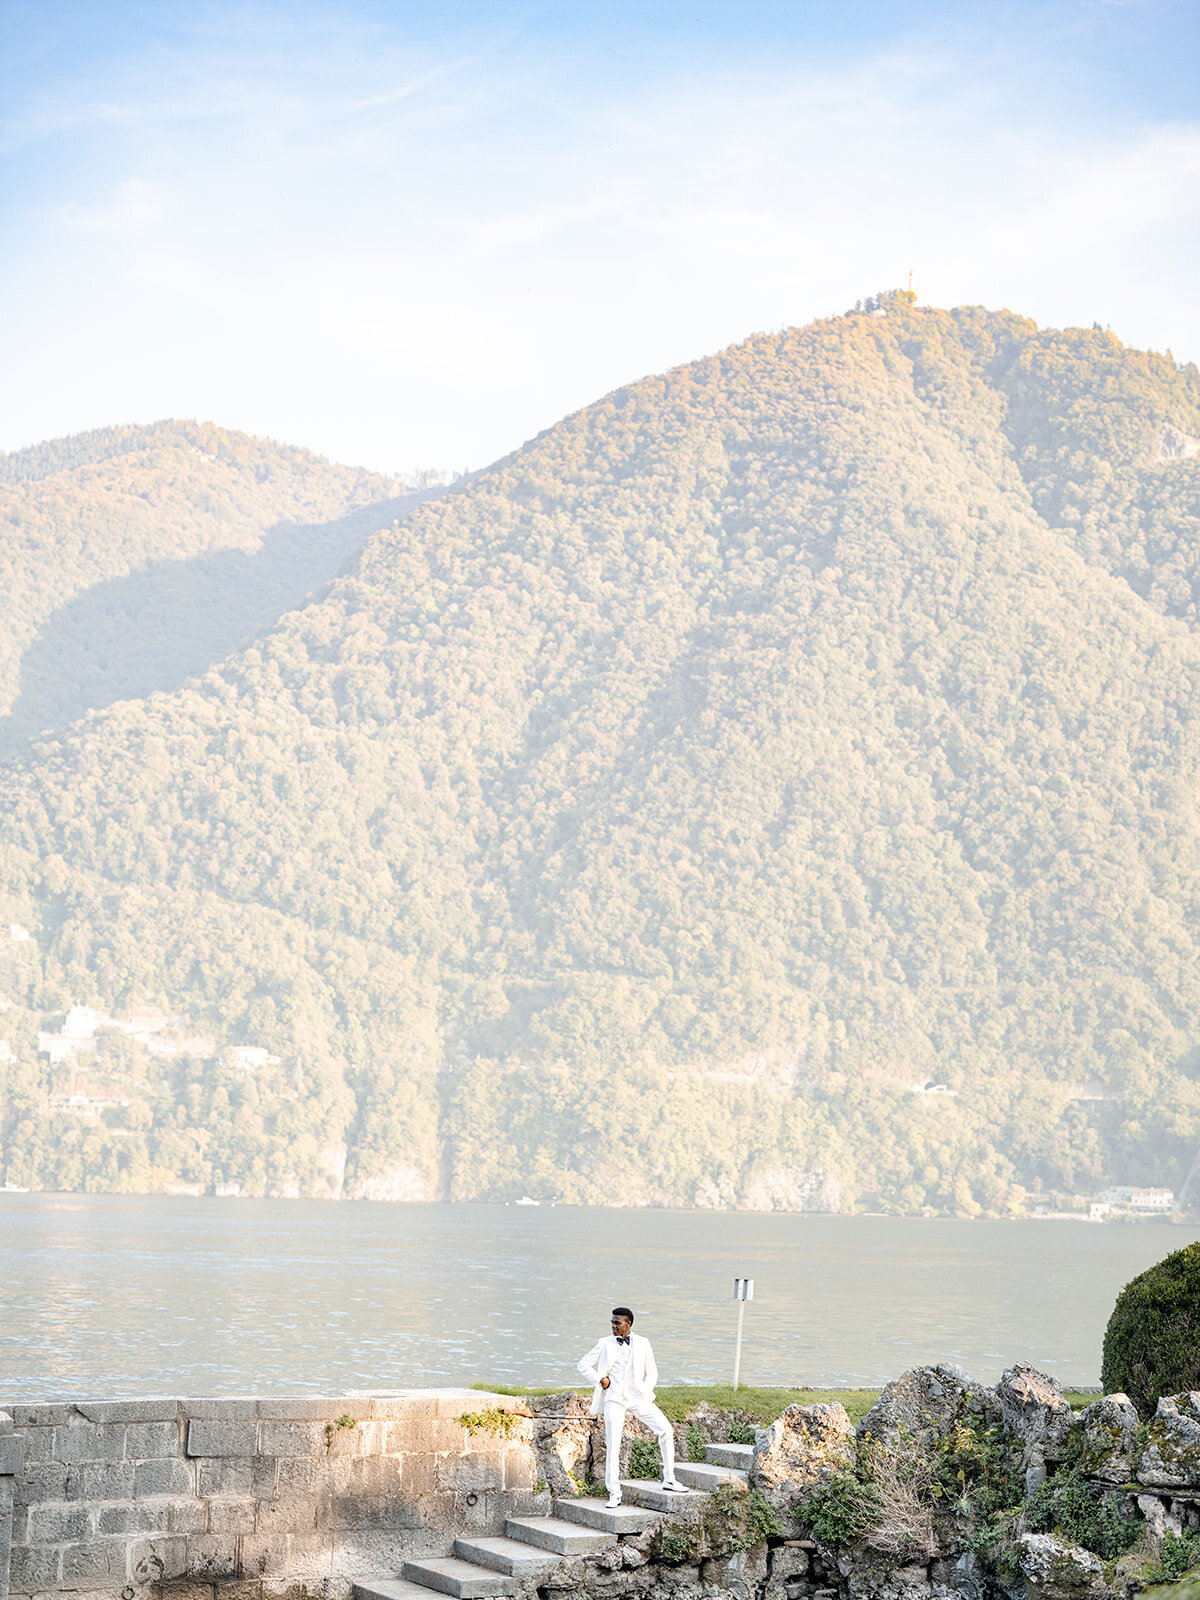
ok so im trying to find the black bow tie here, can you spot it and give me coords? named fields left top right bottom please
left=616, top=1335, right=630, bottom=1344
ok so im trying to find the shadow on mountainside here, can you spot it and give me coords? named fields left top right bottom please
left=0, top=488, right=442, bottom=763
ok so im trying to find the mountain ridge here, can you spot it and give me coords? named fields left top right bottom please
left=3, top=297, right=1200, bottom=1214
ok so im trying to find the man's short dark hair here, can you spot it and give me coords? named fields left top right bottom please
left=612, top=1306, right=634, bottom=1323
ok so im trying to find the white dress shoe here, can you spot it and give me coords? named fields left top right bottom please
left=661, top=1479, right=688, bottom=1492
left=606, top=1494, right=622, bottom=1508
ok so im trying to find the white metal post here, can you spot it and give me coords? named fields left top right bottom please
left=732, top=1278, right=754, bottom=1389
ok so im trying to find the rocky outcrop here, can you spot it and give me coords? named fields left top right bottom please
left=753, top=1402, right=855, bottom=1503
left=857, top=1364, right=999, bottom=1449
left=531, top=1390, right=598, bottom=1495
left=1137, top=1392, right=1200, bottom=1489
left=997, top=1364, right=1076, bottom=1492
left=1017, top=1533, right=1106, bottom=1600
left=1076, top=1394, right=1139, bottom=1484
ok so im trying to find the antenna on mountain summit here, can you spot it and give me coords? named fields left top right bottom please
left=908, top=267, right=915, bottom=295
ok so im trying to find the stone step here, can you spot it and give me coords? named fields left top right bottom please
left=452, top=1537, right=561, bottom=1577
left=504, top=1515, right=615, bottom=1555
left=705, top=1442, right=755, bottom=1470
left=401, top=1559, right=516, bottom=1598
left=674, top=1461, right=749, bottom=1491
left=618, top=1478, right=709, bottom=1513
left=353, top=1582, right=435, bottom=1600
left=553, top=1496, right=660, bottom=1535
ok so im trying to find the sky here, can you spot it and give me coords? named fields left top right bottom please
left=2, top=0, right=1198, bottom=476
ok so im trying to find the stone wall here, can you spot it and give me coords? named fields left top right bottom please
left=2, top=1390, right=540, bottom=1600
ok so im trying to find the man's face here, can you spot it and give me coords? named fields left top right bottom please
left=611, top=1315, right=632, bottom=1339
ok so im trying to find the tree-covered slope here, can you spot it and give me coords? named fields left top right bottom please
left=0, top=420, right=418, bottom=755
left=3, top=298, right=1200, bottom=1213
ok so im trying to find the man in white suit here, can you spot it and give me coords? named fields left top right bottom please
left=577, top=1306, right=687, bottom=1508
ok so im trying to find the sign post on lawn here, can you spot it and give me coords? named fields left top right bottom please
left=732, top=1277, right=754, bottom=1389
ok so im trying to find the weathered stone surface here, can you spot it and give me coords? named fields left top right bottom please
left=186, top=1421, right=257, bottom=1460
left=1016, top=1532, right=1105, bottom=1600
left=858, top=1365, right=998, bottom=1450
left=751, top=1402, right=855, bottom=1502
left=529, top=1394, right=594, bottom=1498
left=997, top=1365, right=1075, bottom=1465
left=1076, top=1394, right=1139, bottom=1484
left=1138, top=1392, right=1200, bottom=1488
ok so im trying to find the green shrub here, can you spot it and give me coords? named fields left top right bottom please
left=705, top=1484, right=783, bottom=1552
left=456, top=1407, right=524, bottom=1439
left=658, top=1527, right=696, bottom=1563
left=1024, top=1467, right=1140, bottom=1560
left=1144, top=1530, right=1200, bottom=1585
left=729, top=1419, right=757, bottom=1444
left=687, top=1425, right=709, bottom=1462
left=628, top=1439, right=662, bottom=1479
left=806, top=1466, right=882, bottom=1547
left=1102, top=1244, right=1200, bottom=1417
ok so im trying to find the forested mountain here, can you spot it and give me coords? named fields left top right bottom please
left=3, top=296, right=1200, bottom=1215
left=0, top=420, right=429, bottom=756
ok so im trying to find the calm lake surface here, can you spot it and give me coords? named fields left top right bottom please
left=2, top=1193, right=1197, bottom=1401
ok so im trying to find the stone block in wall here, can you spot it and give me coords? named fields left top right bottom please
left=394, top=1453, right=437, bottom=1499
left=316, top=1495, right=423, bottom=1534
left=322, top=1457, right=405, bottom=1498
left=128, top=1535, right=188, bottom=1584
left=95, top=1502, right=172, bottom=1537
left=12, top=1463, right=69, bottom=1505
left=383, top=1420, right=466, bottom=1454
left=134, top=1457, right=193, bottom=1498
left=10, top=1406, right=73, bottom=1429
left=0, top=1439, right=21, bottom=1480
left=273, top=1458, right=322, bottom=1496
left=256, top=1399, right=357, bottom=1422
left=126, top=1423, right=181, bottom=1459
left=254, top=1499, right=319, bottom=1535
left=8, top=1541, right=62, bottom=1591
left=436, top=1456, right=505, bottom=1493
left=167, top=1498, right=209, bottom=1535
left=15, top=1429, right=54, bottom=1466
left=207, top=1499, right=257, bottom=1536
left=181, top=1401, right=260, bottom=1421
left=256, top=1423, right=325, bottom=1458
left=332, top=1529, right=450, bottom=1576
left=59, top=1538, right=129, bottom=1586
left=185, top=1534, right=240, bottom=1582
left=239, top=1532, right=329, bottom=1581
left=74, top=1401, right=179, bottom=1425
left=79, top=1462, right=135, bottom=1502
left=28, top=1504, right=90, bottom=1544
left=196, top=1458, right=257, bottom=1498
left=503, top=1450, right=535, bottom=1492
left=53, top=1425, right=128, bottom=1465
left=186, top=1421, right=256, bottom=1458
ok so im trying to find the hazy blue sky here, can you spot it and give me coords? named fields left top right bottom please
left=2, top=0, right=1198, bottom=474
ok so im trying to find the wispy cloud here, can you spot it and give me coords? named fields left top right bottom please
left=2, top=0, right=1197, bottom=470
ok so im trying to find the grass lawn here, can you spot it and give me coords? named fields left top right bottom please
left=474, top=1381, right=1103, bottom=1425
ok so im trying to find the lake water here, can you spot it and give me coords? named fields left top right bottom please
left=2, top=1194, right=1196, bottom=1401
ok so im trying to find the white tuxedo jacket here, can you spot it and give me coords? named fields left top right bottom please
left=577, top=1332, right=659, bottom=1416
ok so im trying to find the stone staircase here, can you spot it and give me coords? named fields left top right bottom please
left=352, top=1441, right=751, bottom=1600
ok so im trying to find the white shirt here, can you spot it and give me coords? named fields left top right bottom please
left=606, top=1339, right=634, bottom=1403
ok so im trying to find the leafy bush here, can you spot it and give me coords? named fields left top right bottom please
left=628, top=1439, right=662, bottom=1479
left=705, top=1484, right=783, bottom=1552
left=1024, top=1466, right=1140, bottom=1560
left=456, top=1407, right=524, bottom=1439
left=1144, top=1530, right=1200, bottom=1584
left=1102, top=1244, right=1200, bottom=1416
left=806, top=1466, right=882, bottom=1547
left=729, top=1419, right=757, bottom=1444
left=687, top=1424, right=709, bottom=1462
left=658, top=1527, right=696, bottom=1563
